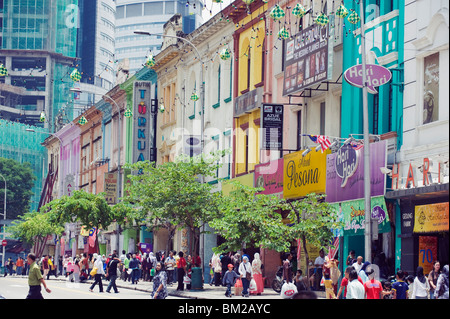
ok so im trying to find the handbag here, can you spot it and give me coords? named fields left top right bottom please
left=90, top=267, right=98, bottom=276
left=249, top=278, right=257, bottom=292
left=183, top=275, right=192, bottom=284
left=234, top=278, right=243, bottom=296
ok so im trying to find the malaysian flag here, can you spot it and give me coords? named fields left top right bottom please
left=308, top=135, right=332, bottom=152
left=328, top=237, right=340, bottom=260
left=350, top=140, right=364, bottom=151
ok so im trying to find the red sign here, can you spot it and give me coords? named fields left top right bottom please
left=2, top=239, right=7, bottom=247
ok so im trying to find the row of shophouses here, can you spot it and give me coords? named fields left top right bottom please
left=40, top=0, right=448, bottom=282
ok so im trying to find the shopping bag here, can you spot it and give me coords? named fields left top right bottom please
left=183, top=275, right=192, bottom=284
left=249, top=278, right=257, bottom=292
left=280, top=282, right=298, bottom=299
left=234, top=278, right=243, bottom=296
left=90, top=267, right=98, bottom=276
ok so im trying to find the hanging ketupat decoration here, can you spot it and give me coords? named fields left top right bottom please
left=347, top=9, right=360, bottom=24
left=124, top=108, right=132, bottom=118
left=78, top=115, right=88, bottom=125
left=336, top=4, right=349, bottom=18
left=0, top=64, right=8, bottom=77
left=220, top=48, right=231, bottom=60
left=145, top=55, right=156, bottom=68
left=190, top=92, right=199, bottom=102
left=270, top=4, right=285, bottom=21
left=315, top=12, right=329, bottom=26
left=277, top=27, right=290, bottom=40
left=70, top=68, right=81, bottom=82
left=39, top=111, right=46, bottom=122
left=292, top=3, right=307, bottom=18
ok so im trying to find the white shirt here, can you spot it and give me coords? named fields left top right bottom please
left=239, top=261, right=252, bottom=277
left=352, top=262, right=363, bottom=273
left=411, top=277, right=430, bottom=298
left=347, top=279, right=365, bottom=299
left=314, top=256, right=325, bottom=268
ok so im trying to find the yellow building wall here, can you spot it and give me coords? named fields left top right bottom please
left=234, top=6, right=267, bottom=176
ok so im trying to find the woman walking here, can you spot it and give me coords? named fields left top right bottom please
left=239, top=256, right=252, bottom=297
left=152, top=262, right=168, bottom=299
left=250, top=253, right=264, bottom=295
left=428, top=260, right=441, bottom=299
left=89, top=254, right=105, bottom=293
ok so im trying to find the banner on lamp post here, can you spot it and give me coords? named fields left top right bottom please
left=344, top=64, right=392, bottom=94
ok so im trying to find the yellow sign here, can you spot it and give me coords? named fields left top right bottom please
left=222, top=173, right=254, bottom=196
left=283, top=149, right=329, bottom=199
left=414, top=202, right=449, bottom=233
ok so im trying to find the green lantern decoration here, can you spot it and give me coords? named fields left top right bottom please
left=190, top=92, right=199, bottom=102
left=124, top=108, right=132, bottom=118
left=315, top=13, right=329, bottom=26
left=292, top=3, right=306, bottom=18
left=78, top=115, right=88, bottom=125
left=39, top=111, right=46, bottom=122
left=159, top=102, right=165, bottom=113
left=277, top=27, right=290, bottom=40
left=0, top=64, right=8, bottom=77
left=70, top=68, right=81, bottom=82
left=336, top=4, right=349, bottom=18
left=270, top=4, right=285, bottom=21
left=145, top=55, right=156, bottom=68
left=212, top=0, right=223, bottom=2
left=220, top=48, right=231, bottom=60
left=347, top=9, right=360, bottom=24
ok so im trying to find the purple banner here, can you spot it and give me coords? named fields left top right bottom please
left=326, top=140, right=387, bottom=203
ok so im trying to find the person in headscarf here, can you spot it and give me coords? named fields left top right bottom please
left=358, top=261, right=371, bottom=283
left=435, top=264, right=449, bottom=299
left=89, top=253, right=105, bottom=293
left=238, top=255, right=252, bottom=297
left=411, top=266, right=430, bottom=299
left=250, top=253, right=264, bottom=295
left=152, top=262, right=168, bottom=299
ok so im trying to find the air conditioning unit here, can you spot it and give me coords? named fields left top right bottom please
left=183, top=135, right=202, bottom=157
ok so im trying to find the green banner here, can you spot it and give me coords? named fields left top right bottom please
left=331, top=196, right=390, bottom=237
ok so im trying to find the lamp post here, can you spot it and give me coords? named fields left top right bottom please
left=0, top=173, right=6, bottom=268
left=358, top=1, right=372, bottom=263
left=133, top=30, right=206, bottom=161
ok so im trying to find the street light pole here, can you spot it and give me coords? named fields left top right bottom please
left=359, top=1, right=372, bottom=263
left=0, top=173, right=6, bottom=268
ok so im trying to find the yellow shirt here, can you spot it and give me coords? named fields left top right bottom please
left=28, top=262, right=43, bottom=286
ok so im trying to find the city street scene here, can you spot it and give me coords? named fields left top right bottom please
left=0, top=0, right=449, bottom=308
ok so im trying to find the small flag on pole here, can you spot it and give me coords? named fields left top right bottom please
left=307, top=135, right=332, bottom=152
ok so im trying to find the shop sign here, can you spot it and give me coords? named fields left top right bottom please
left=344, top=64, right=392, bottom=94
left=419, top=236, right=438, bottom=276
left=104, top=172, right=118, bottom=204
left=133, top=81, right=152, bottom=163
left=391, top=158, right=447, bottom=190
left=254, top=159, right=283, bottom=197
left=326, top=140, right=387, bottom=203
left=261, top=104, right=283, bottom=150
left=282, top=23, right=332, bottom=96
left=222, top=173, right=254, bottom=196
left=413, top=202, right=449, bottom=233
left=283, top=149, right=329, bottom=199
left=331, top=196, right=390, bottom=237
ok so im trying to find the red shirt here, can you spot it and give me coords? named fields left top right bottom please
left=364, top=279, right=383, bottom=299
left=178, top=257, right=187, bottom=269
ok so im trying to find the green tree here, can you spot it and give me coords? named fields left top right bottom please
left=41, top=190, right=125, bottom=253
left=8, top=211, right=64, bottom=258
left=121, top=153, right=225, bottom=255
left=210, top=181, right=291, bottom=254
left=0, top=157, right=36, bottom=219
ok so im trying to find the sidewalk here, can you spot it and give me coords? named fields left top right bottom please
left=51, top=275, right=325, bottom=299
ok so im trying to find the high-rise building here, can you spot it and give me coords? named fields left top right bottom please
left=115, top=0, right=204, bottom=74
left=72, top=0, right=116, bottom=119
left=0, top=0, right=79, bottom=130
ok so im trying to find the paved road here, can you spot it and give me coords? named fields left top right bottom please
left=0, top=276, right=179, bottom=299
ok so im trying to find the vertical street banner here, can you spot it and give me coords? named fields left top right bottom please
left=283, top=23, right=332, bottom=96
left=261, top=104, right=283, bottom=150
left=104, top=172, right=118, bottom=204
left=133, top=81, right=152, bottom=163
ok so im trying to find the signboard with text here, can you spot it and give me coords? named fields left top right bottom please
left=261, top=104, right=283, bottom=150
left=133, top=81, right=153, bottom=163
left=283, top=23, right=332, bottom=96
left=104, top=172, right=118, bottom=205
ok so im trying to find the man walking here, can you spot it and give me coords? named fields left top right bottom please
left=106, top=253, right=120, bottom=293
left=26, top=253, right=51, bottom=299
